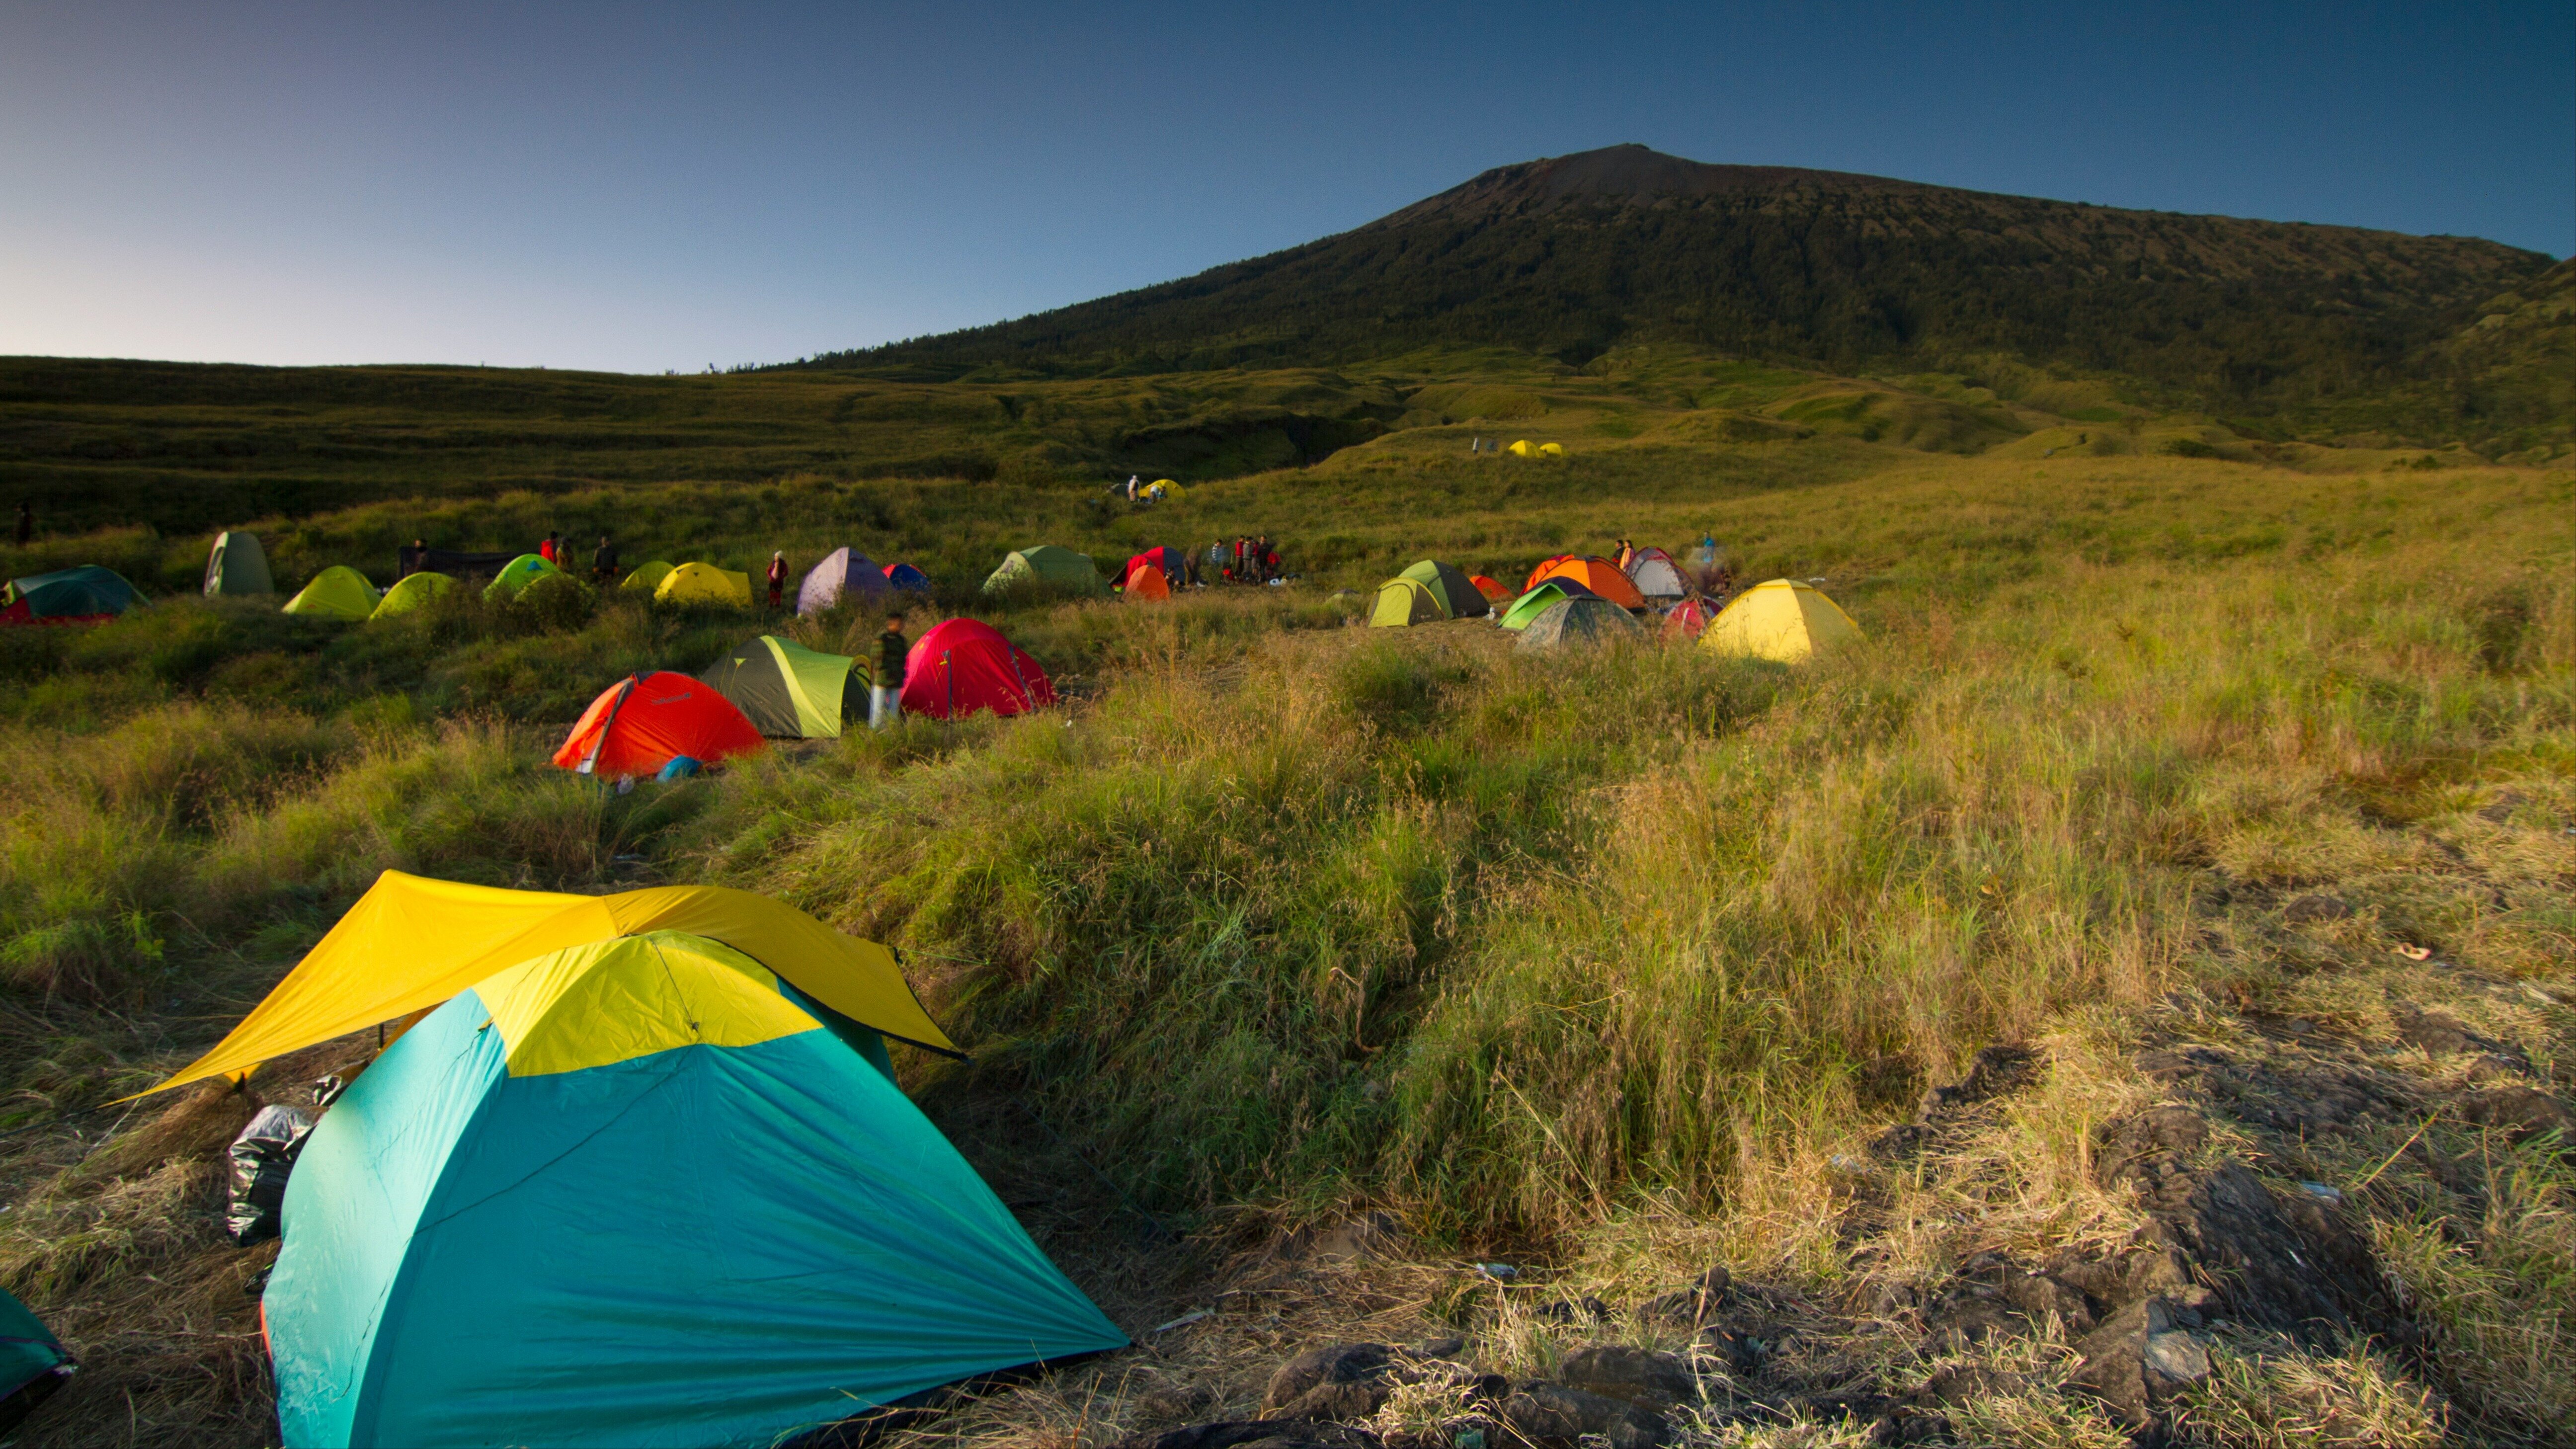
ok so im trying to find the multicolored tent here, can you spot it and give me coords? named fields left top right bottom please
left=203, top=531, right=273, bottom=596
left=1515, top=596, right=1643, bottom=651
left=1123, top=562, right=1171, bottom=601
left=900, top=619, right=1055, bottom=720
left=553, top=671, right=765, bottom=777
left=883, top=562, right=932, bottom=592
left=1369, top=576, right=1445, bottom=627
left=1699, top=579, right=1863, bottom=663
left=700, top=636, right=865, bottom=739
left=1397, top=560, right=1488, bottom=619
left=797, top=547, right=891, bottom=616
left=370, top=571, right=457, bottom=619
left=1497, top=578, right=1602, bottom=631
left=0, top=565, right=144, bottom=625
left=980, top=546, right=1102, bottom=596
left=282, top=566, right=381, bottom=621
left=655, top=562, right=753, bottom=608
left=1528, top=556, right=1645, bottom=611
left=1624, top=547, right=1687, bottom=602
left=482, top=553, right=562, bottom=602
left=1123, top=546, right=1185, bottom=586
left=0, top=1288, right=70, bottom=1435
left=620, top=560, right=676, bottom=593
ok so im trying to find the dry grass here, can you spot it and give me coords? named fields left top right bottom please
left=2174, top=1336, right=2448, bottom=1449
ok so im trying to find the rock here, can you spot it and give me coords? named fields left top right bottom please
left=1499, top=1382, right=1668, bottom=1448
left=1414, top=1337, right=1466, bottom=1360
left=1634, top=1266, right=1731, bottom=1328
left=1554, top=1344, right=1700, bottom=1410
left=1264, top=1343, right=1398, bottom=1420
left=1113, top=1423, right=1384, bottom=1449
left=2282, top=893, right=2353, bottom=924
left=2001, top=1269, right=2096, bottom=1334
left=2067, top=1293, right=2212, bottom=1421
left=2459, top=1086, right=2576, bottom=1148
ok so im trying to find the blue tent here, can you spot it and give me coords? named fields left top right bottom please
left=267, top=930, right=1125, bottom=1448
left=796, top=547, right=892, bottom=617
left=883, top=562, right=932, bottom=593
left=0, top=564, right=143, bottom=624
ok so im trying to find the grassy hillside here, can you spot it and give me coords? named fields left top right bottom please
left=0, top=428, right=2567, bottom=1444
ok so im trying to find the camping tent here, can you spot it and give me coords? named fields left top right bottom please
left=1538, top=442, right=1565, bottom=457
left=282, top=566, right=381, bottom=621
left=1699, top=579, right=1863, bottom=663
left=1469, top=574, right=1513, bottom=604
left=797, top=548, right=891, bottom=616
left=482, top=554, right=562, bottom=602
left=1123, top=562, right=1171, bottom=601
left=204, top=531, right=273, bottom=596
left=369, top=571, right=456, bottom=620
left=0, top=565, right=143, bottom=626
left=900, top=619, right=1054, bottom=720
left=1625, top=547, right=1688, bottom=603
left=1506, top=440, right=1533, bottom=457
left=1369, top=576, right=1446, bottom=628
left=1516, top=596, right=1644, bottom=651
left=1397, top=560, right=1489, bottom=619
left=981, top=545, right=1102, bottom=596
left=1530, top=556, right=1646, bottom=611
left=0, top=1288, right=70, bottom=1435
left=397, top=547, right=515, bottom=581
left=553, top=671, right=764, bottom=777
left=1520, top=555, right=1576, bottom=592
left=1124, top=546, right=1185, bottom=586
left=883, top=562, right=932, bottom=593
left=655, top=562, right=753, bottom=608
left=1497, top=579, right=1603, bottom=631
left=620, top=560, right=675, bottom=593
left=1661, top=596, right=1719, bottom=641
left=701, top=636, right=865, bottom=739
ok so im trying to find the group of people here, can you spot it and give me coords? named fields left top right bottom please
left=1205, top=535, right=1283, bottom=585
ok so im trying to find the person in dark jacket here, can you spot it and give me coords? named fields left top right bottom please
left=13, top=502, right=30, bottom=547
left=592, top=535, right=619, bottom=582
left=872, top=612, right=907, bottom=730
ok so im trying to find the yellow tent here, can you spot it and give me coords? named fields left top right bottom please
left=1538, top=442, right=1566, bottom=458
left=281, top=565, right=382, bottom=621
left=1507, top=439, right=1533, bottom=457
left=620, top=560, right=676, bottom=593
left=655, top=561, right=752, bottom=607
left=1698, top=579, right=1863, bottom=663
left=132, top=870, right=955, bottom=1099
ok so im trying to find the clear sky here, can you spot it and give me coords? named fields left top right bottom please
left=4, top=1, right=2568, bottom=374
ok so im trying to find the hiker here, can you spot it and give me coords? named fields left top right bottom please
left=766, top=551, right=788, bottom=610
left=1183, top=549, right=1203, bottom=588
left=592, top=535, right=619, bottom=582
left=872, top=612, right=907, bottom=730
left=12, top=502, right=29, bottom=547
left=1231, top=536, right=1247, bottom=582
left=538, top=532, right=560, bottom=566
left=1125, top=475, right=1138, bottom=502
left=1205, top=539, right=1227, bottom=586
left=1264, top=536, right=1283, bottom=582
left=402, top=538, right=427, bottom=577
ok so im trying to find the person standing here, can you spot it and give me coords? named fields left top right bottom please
left=538, top=532, right=559, bottom=566
left=592, top=535, right=619, bottom=583
left=13, top=502, right=30, bottom=547
left=1125, top=475, right=1138, bottom=502
left=766, top=550, right=788, bottom=610
left=872, top=611, right=907, bottom=730
left=1206, top=538, right=1227, bottom=587
left=402, top=538, right=427, bottom=578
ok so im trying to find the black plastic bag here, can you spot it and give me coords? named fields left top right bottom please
left=225, top=1104, right=315, bottom=1246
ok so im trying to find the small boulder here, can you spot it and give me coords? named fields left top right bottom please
left=1554, top=1344, right=1699, bottom=1410
left=1499, top=1382, right=1668, bottom=1449
left=2067, top=1293, right=2212, bottom=1421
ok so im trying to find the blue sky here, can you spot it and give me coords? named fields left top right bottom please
left=3, top=1, right=2568, bottom=373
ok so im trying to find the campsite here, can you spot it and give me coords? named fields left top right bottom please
left=0, top=9, right=2570, bottom=1434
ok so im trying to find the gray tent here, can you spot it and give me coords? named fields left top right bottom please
left=204, top=531, right=273, bottom=596
left=1515, top=596, right=1643, bottom=651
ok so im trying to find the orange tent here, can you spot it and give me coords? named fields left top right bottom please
left=1521, top=554, right=1576, bottom=593
left=1124, top=562, right=1171, bottom=601
left=554, top=671, right=765, bottom=778
left=1469, top=573, right=1513, bottom=603
left=1530, top=557, right=1645, bottom=611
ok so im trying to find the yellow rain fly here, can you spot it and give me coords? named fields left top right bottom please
left=1698, top=579, right=1863, bottom=663
left=476, top=931, right=819, bottom=1078
left=137, top=871, right=954, bottom=1097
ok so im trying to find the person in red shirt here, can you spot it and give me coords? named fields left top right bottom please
left=538, top=532, right=559, bottom=565
left=766, top=551, right=788, bottom=610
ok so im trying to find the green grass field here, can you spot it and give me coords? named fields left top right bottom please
left=0, top=399, right=2568, bottom=1446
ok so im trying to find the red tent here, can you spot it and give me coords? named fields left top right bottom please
left=900, top=619, right=1055, bottom=720
left=552, top=671, right=765, bottom=777
left=1468, top=573, right=1513, bottom=603
left=1124, top=546, right=1184, bottom=585
left=1662, top=597, right=1718, bottom=641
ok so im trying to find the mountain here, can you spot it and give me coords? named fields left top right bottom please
left=813, top=145, right=2555, bottom=423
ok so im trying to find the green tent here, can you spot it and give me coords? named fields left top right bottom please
left=282, top=566, right=382, bottom=621
left=370, top=571, right=458, bottom=619
left=1498, top=579, right=1601, bottom=631
left=0, top=1287, right=69, bottom=1434
left=204, top=531, right=273, bottom=596
left=981, top=545, right=1103, bottom=596
left=699, top=636, right=869, bottom=740
left=483, top=553, right=563, bottom=602
left=1369, top=576, right=1446, bottom=628
left=1397, top=560, right=1488, bottom=619
left=619, top=560, right=675, bottom=593
left=0, top=565, right=143, bottom=624
left=1515, top=596, right=1643, bottom=651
